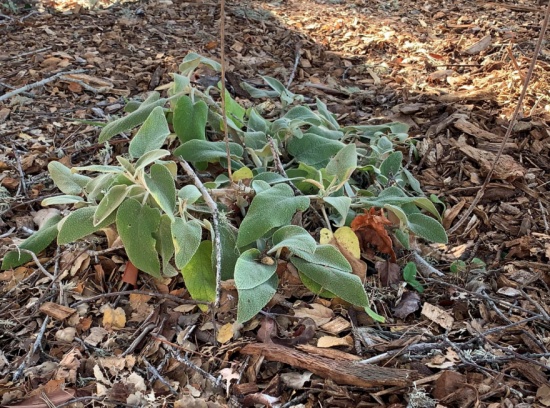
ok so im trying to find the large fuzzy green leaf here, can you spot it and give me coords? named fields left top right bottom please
left=41, top=195, right=84, bottom=206
left=144, top=164, right=176, bottom=220
left=116, top=199, right=161, bottom=277
left=217, top=217, right=240, bottom=280
left=174, top=140, right=243, bottom=163
left=134, top=149, right=171, bottom=172
left=287, top=132, right=345, bottom=168
left=325, top=143, right=357, bottom=182
left=171, top=218, right=202, bottom=269
left=235, top=249, right=278, bottom=323
left=128, top=106, right=170, bottom=159
left=379, top=151, right=403, bottom=178
left=58, top=206, right=116, bottom=245
left=323, top=196, right=352, bottom=227
left=99, top=92, right=166, bottom=143
left=268, top=225, right=316, bottom=257
left=173, top=95, right=208, bottom=143
left=407, top=213, right=448, bottom=244
left=236, top=184, right=310, bottom=248
left=93, top=185, right=129, bottom=227
left=155, top=215, right=178, bottom=277
left=180, top=240, right=216, bottom=311
left=48, top=161, right=91, bottom=195
left=291, top=245, right=370, bottom=307
left=1, top=215, right=61, bottom=270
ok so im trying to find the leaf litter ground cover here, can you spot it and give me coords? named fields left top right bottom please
left=1, top=0, right=550, bottom=407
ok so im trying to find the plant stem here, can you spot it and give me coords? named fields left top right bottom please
left=179, top=160, right=223, bottom=309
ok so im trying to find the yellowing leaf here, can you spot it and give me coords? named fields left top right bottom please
left=319, top=228, right=333, bottom=245
left=333, top=227, right=360, bottom=259
left=232, top=167, right=253, bottom=181
left=102, top=306, right=126, bottom=330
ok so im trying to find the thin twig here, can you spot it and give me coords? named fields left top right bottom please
left=286, top=41, right=302, bottom=89
left=143, top=357, right=178, bottom=395
left=13, top=316, right=50, bottom=381
left=87, top=246, right=124, bottom=257
left=10, top=247, right=55, bottom=280
left=518, top=288, right=550, bottom=320
left=56, top=397, right=107, bottom=408
left=0, top=69, right=87, bottom=102
left=11, top=145, right=27, bottom=197
left=219, top=0, right=232, bottom=181
left=10, top=46, right=52, bottom=59
left=70, top=290, right=209, bottom=308
left=412, top=251, right=445, bottom=277
left=164, top=343, right=223, bottom=389
left=449, top=2, right=550, bottom=234
left=122, top=322, right=157, bottom=357
left=179, top=160, right=223, bottom=309
left=61, top=77, right=99, bottom=94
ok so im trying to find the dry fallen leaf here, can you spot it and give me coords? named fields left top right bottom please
left=217, top=322, right=236, bottom=344
left=393, top=291, right=421, bottom=320
left=55, top=327, right=76, bottom=343
left=280, top=371, right=313, bottom=390
left=317, top=334, right=353, bottom=348
left=421, top=302, right=454, bottom=330
left=102, top=306, right=126, bottom=330
left=351, top=208, right=397, bottom=262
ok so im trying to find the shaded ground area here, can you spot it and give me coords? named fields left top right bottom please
left=1, top=0, right=550, bottom=406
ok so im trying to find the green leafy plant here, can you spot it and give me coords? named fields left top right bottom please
left=2, top=52, right=448, bottom=324
left=403, top=262, right=424, bottom=293
left=450, top=258, right=486, bottom=274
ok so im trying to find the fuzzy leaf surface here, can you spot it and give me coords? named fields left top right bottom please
left=326, top=143, right=357, bottom=182
left=155, top=215, right=177, bottom=277
left=58, top=206, right=116, bottom=245
left=181, top=240, right=216, bottom=310
left=291, top=245, right=370, bottom=307
left=407, top=213, right=448, bottom=244
left=144, top=163, right=176, bottom=220
left=287, top=133, right=344, bottom=167
left=128, top=106, right=170, bottom=159
left=99, top=93, right=166, bottom=143
left=2, top=215, right=61, bottom=270
left=116, top=199, right=161, bottom=277
left=235, top=249, right=278, bottom=323
left=94, top=185, right=129, bottom=227
left=174, top=140, right=243, bottom=163
left=171, top=218, right=202, bottom=269
left=236, top=184, right=310, bottom=247
left=48, top=161, right=91, bottom=195
left=173, top=95, right=208, bottom=143
left=268, top=225, right=316, bottom=257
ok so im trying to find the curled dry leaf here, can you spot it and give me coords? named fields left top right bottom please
left=274, top=317, right=316, bottom=346
left=258, top=316, right=317, bottom=346
left=102, top=305, right=127, bottom=330
left=393, top=291, right=421, bottom=319
left=280, top=371, right=313, bottom=390
left=376, top=260, right=401, bottom=287
left=351, top=208, right=397, bottom=263
left=257, top=316, right=277, bottom=344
